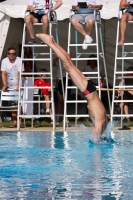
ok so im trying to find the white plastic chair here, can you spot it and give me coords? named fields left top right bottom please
left=0, top=90, right=19, bottom=128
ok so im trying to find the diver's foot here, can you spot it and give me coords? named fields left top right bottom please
left=118, top=38, right=124, bottom=45
left=36, top=33, right=54, bottom=44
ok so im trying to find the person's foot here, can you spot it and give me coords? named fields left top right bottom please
left=36, top=33, right=54, bottom=45
left=28, top=38, right=36, bottom=45
left=118, top=38, right=124, bottom=45
left=82, top=35, right=93, bottom=50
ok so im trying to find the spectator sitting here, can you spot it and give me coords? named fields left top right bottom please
left=82, top=54, right=105, bottom=86
left=118, top=0, right=133, bottom=45
left=115, top=66, right=133, bottom=122
left=1, top=47, right=25, bottom=128
left=25, top=0, right=62, bottom=44
left=71, top=0, right=103, bottom=50
left=34, top=68, right=52, bottom=116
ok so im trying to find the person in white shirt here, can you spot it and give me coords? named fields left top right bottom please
left=26, top=0, right=62, bottom=44
left=118, top=0, right=133, bottom=45
left=71, top=0, right=103, bottom=50
left=1, top=47, right=24, bottom=128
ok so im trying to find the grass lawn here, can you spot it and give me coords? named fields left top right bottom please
left=1, top=117, right=133, bottom=129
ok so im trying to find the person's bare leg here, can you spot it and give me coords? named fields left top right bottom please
left=25, top=15, right=38, bottom=39
left=71, top=18, right=87, bottom=36
left=124, top=104, right=130, bottom=120
left=45, top=95, right=50, bottom=110
left=41, top=14, right=49, bottom=34
left=86, top=18, right=94, bottom=35
left=118, top=13, right=133, bottom=45
left=11, top=111, right=17, bottom=125
left=36, top=34, right=87, bottom=92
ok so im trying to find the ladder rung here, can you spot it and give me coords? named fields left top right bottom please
left=120, top=43, right=133, bottom=45
left=114, top=86, right=133, bottom=88
left=20, top=100, right=52, bottom=103
left=83, top=72, right=98, bottom=74
left=71, top=58, right=97, bottom=61
left=116, top=57, right=133, bottom=59
left=112, top=114, right=133, bottom=117
left=66, top=86, right=102, bottom=89
left=33, top=23, right=43, bottom=25
left=21, top=72, right=51, bottom=74
left=69, top=44, right=97, bottom=47
left=66, top=100, right=87, bottom=103
left=115, top=71, right=133, bottom=74
left=22, top=58, right=50, bottom=61
left=20, top=86, right=54, bottom=88
left=64, top=115, right=89, bottom=117
left=19, top=114, right=53, bottom=117
left=113, top=100, right=133, bottom=102
left=23, top=45, right=48, bottom=47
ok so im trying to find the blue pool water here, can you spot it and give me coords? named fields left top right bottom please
left=0, top=130, right=133, bottom=199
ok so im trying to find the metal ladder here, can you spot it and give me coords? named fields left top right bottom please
left=17, top=10, right=61, bottom=130
left=111, top=8, right=133, bottom=127
left=63, top=8, right=111, bottom=129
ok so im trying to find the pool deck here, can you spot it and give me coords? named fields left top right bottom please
left=0, top=126, right=133, bottom=132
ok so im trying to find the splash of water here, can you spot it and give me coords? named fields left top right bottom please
left=68, top=122, right=116, bottom=144
left=88, top=122, right=115, bottom=144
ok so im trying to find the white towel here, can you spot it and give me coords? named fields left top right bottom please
left=22, top=77, right=33, bottom=115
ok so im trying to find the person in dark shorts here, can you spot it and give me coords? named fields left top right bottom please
left=36, top=33, right=107, bottom=139
left=25, top=0, right=62, bottom=44
left=71, top=0, right=103, bottom=50
left=115, top=66, right=133, bottom=122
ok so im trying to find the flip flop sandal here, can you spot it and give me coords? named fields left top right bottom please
left=9, top=124, right=17, bottom=128
left=118, top=125, right=131, bottom=130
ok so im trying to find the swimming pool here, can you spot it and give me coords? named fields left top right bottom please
left=0, top=130, right=133, bottom=199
